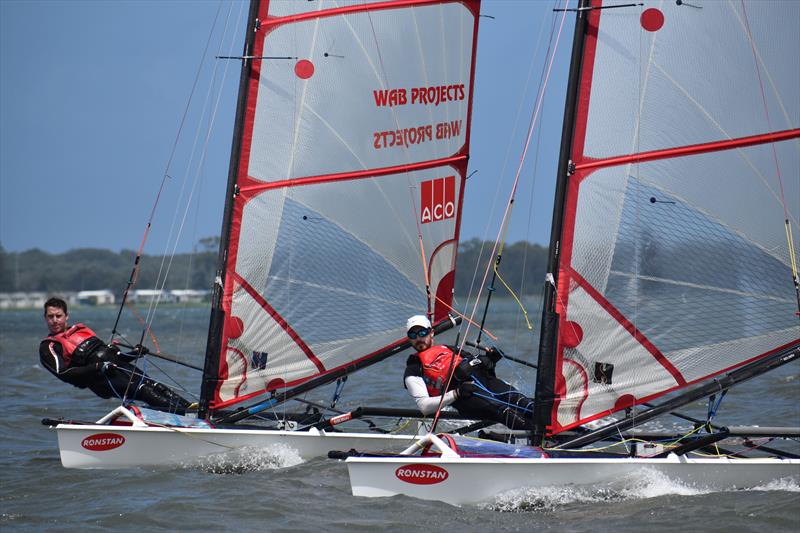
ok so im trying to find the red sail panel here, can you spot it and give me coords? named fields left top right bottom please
left=548, top=0, right=799, bottom=433
left=212, top=0, right=481, bottom=409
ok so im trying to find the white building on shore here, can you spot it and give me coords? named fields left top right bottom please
left=78, top=290, right=115, bottom=306
left=1, top=289, right=208, bottom=309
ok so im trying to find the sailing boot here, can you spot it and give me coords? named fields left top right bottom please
left=136, top=380, right=192, bottom=415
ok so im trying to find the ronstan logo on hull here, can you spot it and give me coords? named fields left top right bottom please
left=395, top=464, right=449, bottom=485
left=81, top=433, right=126, bottom=451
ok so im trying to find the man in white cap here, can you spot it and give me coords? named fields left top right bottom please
left=403, top=314, right=535, bottom=430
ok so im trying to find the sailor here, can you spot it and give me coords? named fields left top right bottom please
left=39, top=297, right=194, bottom=414
left=403, top=314, right=535, bottom=430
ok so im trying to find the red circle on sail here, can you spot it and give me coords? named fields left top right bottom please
left=266, top=378, right=286, bottom=389
left=226, top=316, right=244, bottom=339
left=640, top=8, right=664, bottom=32
left=614, top=394, right=636, bottom=411
left=561, top=321, right=584, bottom=349
left=295, top=59, right=315, bottom=79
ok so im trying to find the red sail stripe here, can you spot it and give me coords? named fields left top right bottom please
left=569, top=267, right=688, bottom=387
left=574, top=128, right=800, bottom=175
left=230, top=270, right=326, bottom=374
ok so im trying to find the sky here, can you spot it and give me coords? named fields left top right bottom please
left=0, top=0, right=573, bottom=254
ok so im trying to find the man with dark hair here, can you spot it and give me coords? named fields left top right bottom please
left=403, top=314, right=535, bottom=430
left=40, top=297, right=193, bottom=414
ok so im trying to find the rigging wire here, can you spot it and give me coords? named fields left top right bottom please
left=512, top=97, right=548, bottom=345
left=430, top=0, right=571, bottom=433
left=110, top=1, right=226, bottom=345
left=112, top=1, right=243, bottom=402
left=740, top=0, right=800, bottom=315
left=461, top=3, right=555, bottom=332
left=141, top=0, right=243, bottom=340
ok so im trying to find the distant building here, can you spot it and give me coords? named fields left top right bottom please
left=0, top=289, right=209, bottom=309
left=0, top=292, right=47, bottom=309
left=78, top=290, right=116, bottom=306
left=0, top=292, right=80, bottom=309
left=170, top=289, right=210, bottom=303
left=129, top=289, right=177, bottom=304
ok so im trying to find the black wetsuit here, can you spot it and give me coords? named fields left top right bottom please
left=40, top=338, right=191, bottom=414
left=404, top=346, right=535, bottom=430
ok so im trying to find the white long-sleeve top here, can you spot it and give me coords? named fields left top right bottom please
left=404, top=374, right=458, bottom=415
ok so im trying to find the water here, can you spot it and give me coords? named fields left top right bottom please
left=2, top=304, right=798, bottom=532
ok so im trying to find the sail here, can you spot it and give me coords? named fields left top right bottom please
left=544, top=0, right=799, bottom=434
left=207, top=0, right=481, bottom=410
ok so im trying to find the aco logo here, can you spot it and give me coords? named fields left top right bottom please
left=81, top=433, right=125, bottom=451
left=420, top=175, right=456, bottom=224
left=395, top=464, right=449, bottom=485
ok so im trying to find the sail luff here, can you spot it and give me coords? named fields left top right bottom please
left=199, top=0, right=262, bottom=419
left=532, top=0, right=594, bottom=443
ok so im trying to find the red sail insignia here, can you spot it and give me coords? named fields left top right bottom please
left=420, top=175, right=456, bottom=224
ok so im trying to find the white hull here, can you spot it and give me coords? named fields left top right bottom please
left=346, top=455, right=800, bottom=506
left=56, top=424, right=421, bottom=470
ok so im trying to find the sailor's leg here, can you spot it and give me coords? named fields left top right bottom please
left=133, top=377, right=192, bottom=414
left=108, top=364, right=191, bottom=414
left=499, top=407, right=532, bottom=431
left=472, top=376, right=535, bottom=429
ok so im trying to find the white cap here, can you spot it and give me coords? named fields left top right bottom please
left=406, top=314, right=432, bottom=332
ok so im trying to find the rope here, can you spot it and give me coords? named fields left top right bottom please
left=330, top=377, right=348, bottom=409
left=430, top=0, right=570, bottom=433
left=106, top=2, right=242, bottom=404
left=110, top=1, right=228, bottom=345
left=740, top=0, right=800, bottom=315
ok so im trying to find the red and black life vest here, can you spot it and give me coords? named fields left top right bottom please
left=417, top=345, right=462, bottom=396
left=44, top=323, right=100, bottom=366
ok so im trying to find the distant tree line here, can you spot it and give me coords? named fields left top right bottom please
left=454, top=238, right=548, bottom=299
left=0, top=238, right=548, bottom=299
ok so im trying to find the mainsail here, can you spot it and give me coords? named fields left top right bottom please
left=537, top=0, right=800, bottom=435
left=201, top=0, right=481, bottom=412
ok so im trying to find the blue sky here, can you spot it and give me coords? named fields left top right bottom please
left=1, top=0, right=572, bottom=254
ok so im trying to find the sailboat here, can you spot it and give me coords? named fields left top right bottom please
left=50, top=0, right=485, bottom=469
left=343, top=0, right=800, bottom=504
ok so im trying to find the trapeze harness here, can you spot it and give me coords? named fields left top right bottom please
left=45, top=323, right=104, bottom=366
left=417, top=345, right=462, bottom=395
left=418, top=344, right=535, bottom=430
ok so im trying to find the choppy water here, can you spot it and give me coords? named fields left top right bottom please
left=2, top=304, right=798, bottom=532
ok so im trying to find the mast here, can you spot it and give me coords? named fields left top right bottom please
left=198, top=0, right=261, bottom=420
left=531, top=0, right=591, bottom=444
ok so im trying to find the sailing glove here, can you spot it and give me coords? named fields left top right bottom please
left=485, top=346, right=503, bottom=363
